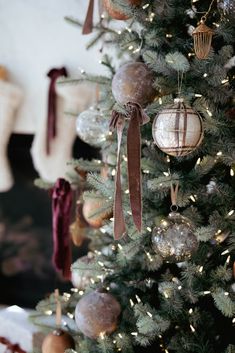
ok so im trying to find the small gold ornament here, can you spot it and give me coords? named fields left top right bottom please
left=193, top=18, right=214, bottom=60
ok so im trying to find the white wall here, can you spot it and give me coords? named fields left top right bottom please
left=0, top=0, right=105, bottom=133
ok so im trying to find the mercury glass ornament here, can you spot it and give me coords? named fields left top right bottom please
left=217, top=0, right=235, bottom=14
left=75, top=289, right=121, bottom=339
left=76, top=108, right=110, bottom=147
left=152, top=212, right=198, bottom=262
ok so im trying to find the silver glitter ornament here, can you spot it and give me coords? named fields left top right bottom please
left=152, top=212, right=198, bottom=262
left=76, top=108, right=110, bottom=147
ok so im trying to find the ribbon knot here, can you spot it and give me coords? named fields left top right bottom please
left=47, top=67, right=68, bottom=155
left=110, top=102, right=149, bottom=240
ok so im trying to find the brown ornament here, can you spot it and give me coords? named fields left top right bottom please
left=112, top=62, right=156, bottom=107
left=192, top=19, right=214, bottom=60
left=83, top=195, right=111, bottom=228
left=75, top=289, right=121, bottom=339
left=103, top=0, right=141, bottom=20
left=41, top=330, right=75, bottom=353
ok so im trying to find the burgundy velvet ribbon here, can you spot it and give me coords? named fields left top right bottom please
left=52, top=178, right=73, bottom=280
left=47, top=67, right=68, bottom=155
left=110, top=103, right=149, bottom=240
left=82, top=0, right=94, bottom=34
left=0, top=337, right=27, bottom=353
left=82, top=0, right=104, bottom=35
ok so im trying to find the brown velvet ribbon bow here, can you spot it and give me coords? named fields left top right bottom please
left=0, top=337, right=27, bottom=353
left=82, top=0, right=104, bottom=35
left=110, top=102, right=150, bottom=240
left=52, top=178, right=73, bottom=280
left=47, top=67, right=68, bottom=155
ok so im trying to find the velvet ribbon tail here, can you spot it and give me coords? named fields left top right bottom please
left=46, top=67, right=68, bottom=155
left=52, top=178, right=73, bottom=280
left=82, top=0, right=94, bottom=34
left=126, top=103, right=149, bottom=233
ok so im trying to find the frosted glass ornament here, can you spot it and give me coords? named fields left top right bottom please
left=152, top=212, right=198, bottom=262
left=76, top=108, right=110, bottom=147
left=112, top=62, right=156, bottom=106
left=75, top=289, right=121, bottom=339
left=152, top=98, right=204, bottom=156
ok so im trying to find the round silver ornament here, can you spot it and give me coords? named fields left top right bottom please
left=152, top=212, right=198, bottom=262
left=76, top=108, right=110, bottom=147
left=71, top=255, right=95, bottom=290
left=152, top=98, right=204, bottom=156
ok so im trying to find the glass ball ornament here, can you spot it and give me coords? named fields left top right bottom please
left=76, top=108, right=110, bottom=147
left=152, top=98, right=204, bottom=156
left=152, top=212, right=199, bottom=262
left=112, top=62, right=156, bottom=107
left=217, top=0, right=235, bottom=14
left=75, top=289, right=121, bottom=339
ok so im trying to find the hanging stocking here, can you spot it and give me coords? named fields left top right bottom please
left=0, top=79, right=23, bottom=192
left=31, top=69, right=97, bottom=183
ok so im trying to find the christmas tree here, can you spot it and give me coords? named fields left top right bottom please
left=34, top=1, right=235, bottom=352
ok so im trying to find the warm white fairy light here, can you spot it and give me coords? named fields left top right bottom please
left=128, top=45, right=134, bottom=51
left=147, top=227, right=152, bottom=232
left=206, top=108, right=212, bottom=117
left=216, top=151, right=223, bottom=156
left=127, top=211, right=132, bottom=215
left=190, top=195, right=196, bottom=202
left=122, top=154, right=127, bottom=161
left=196, top=157, right=201, bottom=165
left=143, top=169, right=150, bottom=174
left=125, top=189, right=130, bottom=194
left=98, top=261, right=104, bottom=267
left=199, top=266, right=204, bottom=273
left=147, top=311, right=153, bottom=318
left=71, top=288, right=78, bottom=293
left=221, top=79, right=229, bottom=84
left=79, top=290, right=84, bottom=295
left=164, top=292, right=169, bottom=298
left=135, top=294, right=141, bottom=303
left=131, top=332, right=138, bottom=336
left=159, top=97, right=163, bottom=104
left=133, top=48, right=141, bottom=54
left=226, top=255, right=231, bottom=264
left=227, top=210, right=234, bottom=216
left=130, top=299, right=134, bottom=307
left=110, top=217, right=115, bottom=221
left=230, top=168, right=234, bottom=176
left=100, top=332, right=105, bottom=340
left=232, top=318, right=235, bottom=324
left=189, top=308, right=193, bottom=314
left=221, top=249, right=229, bottom=255
left=166, top=156, right=170, bottom=163
left=190, top=325, right=196, bottom=333
left=195, top=93, right=202, bottom=97
left=118, top=334, right=123, bottom=339
left=224, top=292, right=229, bottom=296
left=63, top=293, right=71, bottom=300
left=125, top=27, right=132, bottom=33
left=163, top=172, right=170, bottom=176
left=45, top=310, right=53, bottom=315
left=203, top=73, right=208, bottom=77
left=118, top=244, right=123, bottom=250
left=111, top=169, right=116, bottom=176
left=166, top=33, right=173, bottom=38
left=117, top=30, right=122, bottom=35
left=67, top=312, right=74, bottom=319
left=203, top=291, right=211, bottom=295
left=146, top=252, right=153, bottom=262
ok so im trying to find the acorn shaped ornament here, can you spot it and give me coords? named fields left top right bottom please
left=41, top=290, right=75, bottom=353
